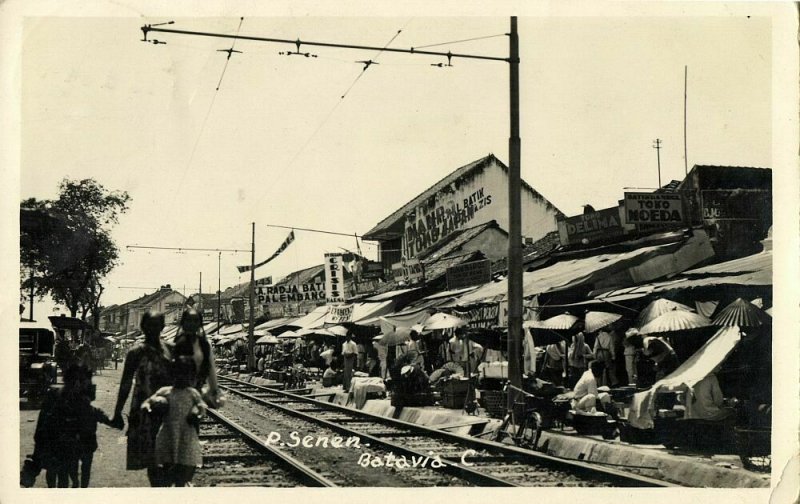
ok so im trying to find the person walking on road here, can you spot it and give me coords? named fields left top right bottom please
left=110, top=311, right=174, bottom=487
left=172, top=308, right=223, bottom=408
left=141, top=356, right=207, bottom=487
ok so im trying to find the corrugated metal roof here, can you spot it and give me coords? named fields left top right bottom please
left=453, top=243, right=675, bottom=306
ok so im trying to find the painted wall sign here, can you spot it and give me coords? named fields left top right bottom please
left=325, top=304, right=354, bottom=324
left=324, top=253, right=347, bottom=304
left=403, top=187, right=493, bottom=258
left=701, top=189, right=770, bottom=221
left=359, top=260, right=385, bottom=280
left=256, top=283, right=325, bottom=305
left=446, top=259, right=492, bottom=290
left=624, top=192, right=685, bottom=225
left=557, top=206, right=624, bottom=246
left=391, top=258, right=425, bottom=285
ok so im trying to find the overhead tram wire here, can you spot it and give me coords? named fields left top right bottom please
left=340, top=28, right=403, bottom=100
left=215, top=17, right=245, bottom=91
left=412, top=33, right=508, bottom=50
left=169, top=18, right=245, bottom=221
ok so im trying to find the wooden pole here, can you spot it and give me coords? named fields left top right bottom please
left=247, top=223, right=256, bottom=370
left=507, top=16, right=523, bottom=410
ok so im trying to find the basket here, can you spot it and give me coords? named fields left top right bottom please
left=438, top=378, right=471, bottom=395
left=478, top=389, right=507, bottom=418
left=734, top=427, right=771, bottom=473
left=440, top=391, right=467, bottom=409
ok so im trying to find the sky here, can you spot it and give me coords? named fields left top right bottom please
left=16, top=7, right=774, bottom=313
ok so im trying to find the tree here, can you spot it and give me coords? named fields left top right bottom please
left=20, top=179, right=130, bottom=323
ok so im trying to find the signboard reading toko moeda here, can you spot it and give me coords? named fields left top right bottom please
left=624, top=192, right=685, bottom=226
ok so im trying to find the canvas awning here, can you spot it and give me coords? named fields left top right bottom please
left=290, top=306, right=330, bottom=330
left=628, top=326, right=742, bottom=429
left=596, top=249, right=772, bottom=301
left=254, top=317, right=299, bottom=331
left=218, top=323, right=245, bottom=335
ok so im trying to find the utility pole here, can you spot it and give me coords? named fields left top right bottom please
left=141, top=18, right=522, bottom=408
left=199, top=271, right=203, bottom=314
left=652, top=138, right=662, bottom=188
left=683, top=66, right=688, bottom=175
left=29, top=267, right=35, bottom=321
left=506, top=17, right=522, bottom=410
left=247, top=222, right=256, bottom=370
left=217, top=251, right=221, bottom=327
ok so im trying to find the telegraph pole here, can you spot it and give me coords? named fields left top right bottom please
left=506, top=17, right=522, bottom=409
left=652, top=138, right=662, bottom=188
left=247, top=222, right=256, bottom=370
left=198, top=272, right=203, bottom=314
left=217, top=251, right=222, bottom=327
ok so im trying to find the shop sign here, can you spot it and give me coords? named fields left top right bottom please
left=557, top=206, right=624, bottom=246
left=446, top=259, right=491, bottom=290
left=256, top=283, right=325, bottom=305
left=701, top=189, right=770, bottom=221
left=391, top=258, right=425, bottom=285
left=360, top=260, right=385, bottom=280
left=624, top=192, right=685, bottom=225
left=325, top=304, right=354, bottom=324
left=324, top=253, right=347, bottom=304
left=457, top=304, right=500, bottom=329
left=404, top=186, right=493, bottom=258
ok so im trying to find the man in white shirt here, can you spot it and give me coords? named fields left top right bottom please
left=573, top=361, right=611, bottom=413
left=341, top=333, right=358, bottom=391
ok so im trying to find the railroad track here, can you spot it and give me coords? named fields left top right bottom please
left=216, top=374, right=674, bottom=487
left=194, top=408, right=336, bottom=487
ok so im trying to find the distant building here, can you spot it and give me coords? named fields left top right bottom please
left=362, top=154, right=564, bottom=273
left=99, top=285, right=186, bottom=333
left=679, top=165, right=772, bottom=259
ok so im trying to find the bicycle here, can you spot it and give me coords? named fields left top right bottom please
left=492, top=385, right=544, bottom=450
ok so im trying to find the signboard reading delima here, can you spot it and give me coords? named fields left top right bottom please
left=446, top=259, right=491, bottom=290
left=391, top=258, right=425, bottom=285
left=557, top=206, right=624, bottom=246
left=624, top=192, right=685, bottom=225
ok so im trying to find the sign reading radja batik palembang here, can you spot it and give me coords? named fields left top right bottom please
left=403, top=186, right=493, bottom=258
left=256, top=283, right=325, bottom=305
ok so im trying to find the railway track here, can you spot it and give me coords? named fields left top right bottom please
left=194, top=408, right=336, bottom=487
left=216, top=374, right=674, bottom=487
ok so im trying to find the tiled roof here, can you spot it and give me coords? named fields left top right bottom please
left=419, top=221, right=504, bottom=261
left=362, top=154, right=563, bottom=240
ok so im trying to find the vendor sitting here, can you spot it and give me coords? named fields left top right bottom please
left=685, top=370, right=734, bottom=421
left=572, top=361, right=612, bottom=413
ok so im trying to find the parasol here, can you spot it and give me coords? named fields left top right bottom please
left=523, top=313, right=578, bottom=330
left=765, top=307, right=773, bottom=316
left=584, top=311, right=622, bottom=333
left=638, top=308, right=711, bottom=335
left=712, top=298, right=771, bottom=328
left=636, top=298, right=693, bottom=328
left=378, top=329, right=412, bottom=346
left=327, top=325, right=350, bottom=337
left=255, top=334, right=279, bottom=345
left=422, top=312, right=467, bottom=330
left=278, top=330, right=300, bottom=339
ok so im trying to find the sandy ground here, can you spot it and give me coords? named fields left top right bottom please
left=19, top=365, right=151, bottom=488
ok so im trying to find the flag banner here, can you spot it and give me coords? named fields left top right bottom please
left=237, top=231, right=295, bottom=274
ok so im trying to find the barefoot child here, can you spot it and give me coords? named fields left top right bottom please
left=142, top=356, right=206, bottom=487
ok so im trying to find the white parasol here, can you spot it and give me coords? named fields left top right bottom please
left=636, top=298, right=693, bottom=328
left=422, top=312, right=467, bottom=330
left=638, top=308, right=711, bottom=335
left=584, top=311, right=622, bottom=333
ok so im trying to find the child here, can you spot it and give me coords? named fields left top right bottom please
left=28, top=363, right=111, bottom=488
left=142, top=356, right=207, bottom=487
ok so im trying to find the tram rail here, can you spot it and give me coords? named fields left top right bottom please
left=216, top=374, right=675, bottom=487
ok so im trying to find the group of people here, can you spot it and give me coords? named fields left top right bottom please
left=24, top=308, right=222, bottom=488
left=540, top=321, right=679, bottom=391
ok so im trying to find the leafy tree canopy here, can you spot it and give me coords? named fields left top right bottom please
left=21, top=179, right=130, bottom=323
